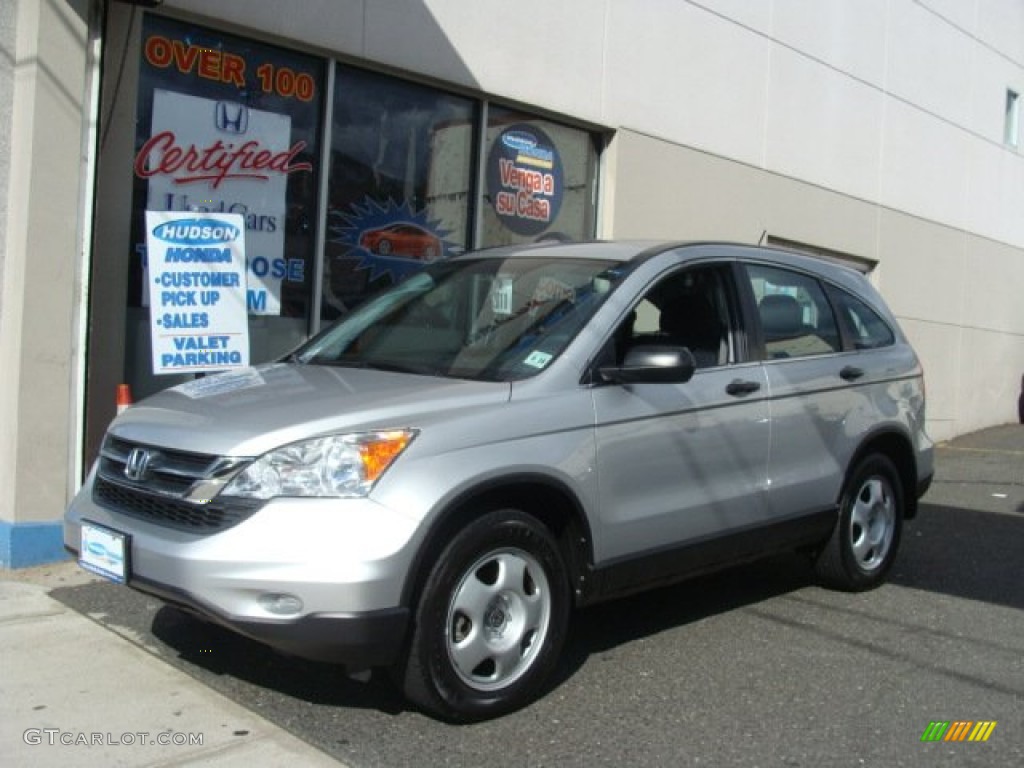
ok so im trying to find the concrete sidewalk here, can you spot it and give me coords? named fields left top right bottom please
left=0, top=565, right=346, bottom=767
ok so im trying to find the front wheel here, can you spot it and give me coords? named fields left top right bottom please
left=814, top=454, right=904, bottom=591
left=397, top=510, right=570, bottom=721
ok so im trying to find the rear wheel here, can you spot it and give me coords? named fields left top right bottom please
left=815, top=454, right=904, bottom=591
left=397, top=509, right=570, bottom=721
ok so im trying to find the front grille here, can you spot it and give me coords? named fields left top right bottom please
left=94, top=477, right=260, bottom=532
left=100, top=437, right=223, bottom=496
left=93, top=436, right=259, bottom=534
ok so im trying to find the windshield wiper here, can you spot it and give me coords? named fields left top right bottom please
left=307, top=358, right=447, bottom=377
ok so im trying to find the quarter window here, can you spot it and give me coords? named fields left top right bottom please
left=745, top=265, right=840, bottom=359
left=830, top=288, right=895, bottom=349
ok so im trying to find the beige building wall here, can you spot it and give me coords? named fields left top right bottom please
left=0, top=0, right=90, bottom=565
left=605, top=129, right=1024, bottom=441
left=159, top=2, right=1022, bottom=440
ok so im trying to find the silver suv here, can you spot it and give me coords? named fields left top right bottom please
left=65, top=241, right=933, bottom=721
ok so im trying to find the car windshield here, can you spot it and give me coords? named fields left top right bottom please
left=295, top=256, right=628, bottom=381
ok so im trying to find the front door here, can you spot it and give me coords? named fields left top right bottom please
left=590, top=264, right=771, bottom=564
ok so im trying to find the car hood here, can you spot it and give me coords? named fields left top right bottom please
left=108, top=363, right=511, bottom=457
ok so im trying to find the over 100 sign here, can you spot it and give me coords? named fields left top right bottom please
left=145, top=211, right=250, bottom=375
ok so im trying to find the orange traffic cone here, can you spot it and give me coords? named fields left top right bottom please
left=116, top=384, right=133, bottom=414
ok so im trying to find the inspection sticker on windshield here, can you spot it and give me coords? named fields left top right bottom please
left=79, top=522, right=128, bottom=583
left=523, top=350, right=553, bottom=369
left=491, top=276, right=514, bottom=315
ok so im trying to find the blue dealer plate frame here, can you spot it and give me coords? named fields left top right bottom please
left=79, top=521, right=130, bottom=584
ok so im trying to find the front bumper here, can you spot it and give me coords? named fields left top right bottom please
left=114, top=570, right=408, bottom=666
left=64, top=478, right=420, bottom=667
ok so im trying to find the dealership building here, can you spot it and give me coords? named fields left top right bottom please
left=2, top=0, right=1022, bottom=567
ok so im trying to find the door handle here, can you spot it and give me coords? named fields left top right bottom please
left=726, top=379, right=761, bottom=396
left=840, top=365, right=865, bottom=381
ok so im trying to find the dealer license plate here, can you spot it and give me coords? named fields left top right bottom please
left=79, top=522, right=129, bottom=583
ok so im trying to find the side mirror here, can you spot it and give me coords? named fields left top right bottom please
left=600, top=345, right=696, bottom=384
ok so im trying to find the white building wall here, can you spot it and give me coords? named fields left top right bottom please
left=157, top=0, right=1024, bottom=439
left=0, top=0, right=90, bottom=566
left=166, top=0, right=1024, bottom=248
left=136, top=0, right=1024, bottom=433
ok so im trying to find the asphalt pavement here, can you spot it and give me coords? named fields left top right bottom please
left=2, top=424, right=1022, bottom=767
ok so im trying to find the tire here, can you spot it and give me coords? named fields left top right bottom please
left=376, top=239, right=392, bottom=255
left=396, top=510, right=570, bottom=722
left=814, top=454, right=904, bottom=591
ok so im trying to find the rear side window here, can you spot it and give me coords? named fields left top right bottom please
left=830, top=288, right=895, bottom=349
left=744, top=264, right=840, bottom=359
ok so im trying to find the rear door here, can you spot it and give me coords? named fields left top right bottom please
left=739, top=262, right=857, bottom=519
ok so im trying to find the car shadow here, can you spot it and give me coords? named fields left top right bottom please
left=147, top=604, right=409, bottom=714
left=552, top=552, right=815, bottom=688
left=49, top=499, right=1022, bottom=720
left=887, top=501, right=1024, bottom=611
left=49, top=579, right=409, bottom=715
left=553, top=499, right=1024, bottom=692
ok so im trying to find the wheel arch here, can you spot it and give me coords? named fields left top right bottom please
left=399, top=474, right=595, bottom=612
left=844, top=428, right=920, bottom=519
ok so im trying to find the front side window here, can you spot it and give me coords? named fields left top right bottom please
left=299, top=257, right=627, bottom=381
left=611, top=266, right=734, bottom=369
left=745, top=264, right=840, bottom=359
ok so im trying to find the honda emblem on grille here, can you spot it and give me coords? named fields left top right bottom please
left=124, top=447, right=152, bottom=481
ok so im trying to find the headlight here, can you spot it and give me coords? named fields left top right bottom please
left=222, top=430, right=416, bottom=500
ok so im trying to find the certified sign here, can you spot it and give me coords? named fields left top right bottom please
left=145, top=211, right=250, bottom=374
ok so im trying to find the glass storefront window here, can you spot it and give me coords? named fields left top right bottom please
left=321, top=66, right=475, bottom=324
left=121, top=14, right=602, bottom=395
left=128, top=15, right=324, bottom=396
left=87, top=10, right=605, bottom=475
left=482, top=106, right=599, bottom=247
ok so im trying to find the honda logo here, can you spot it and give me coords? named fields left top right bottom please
left=124, top=448, right=153, bottom=482
left=214, top=101, right=248, bottom=134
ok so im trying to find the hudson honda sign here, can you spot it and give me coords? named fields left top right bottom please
left=145, top=211, right=249, bottom=375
